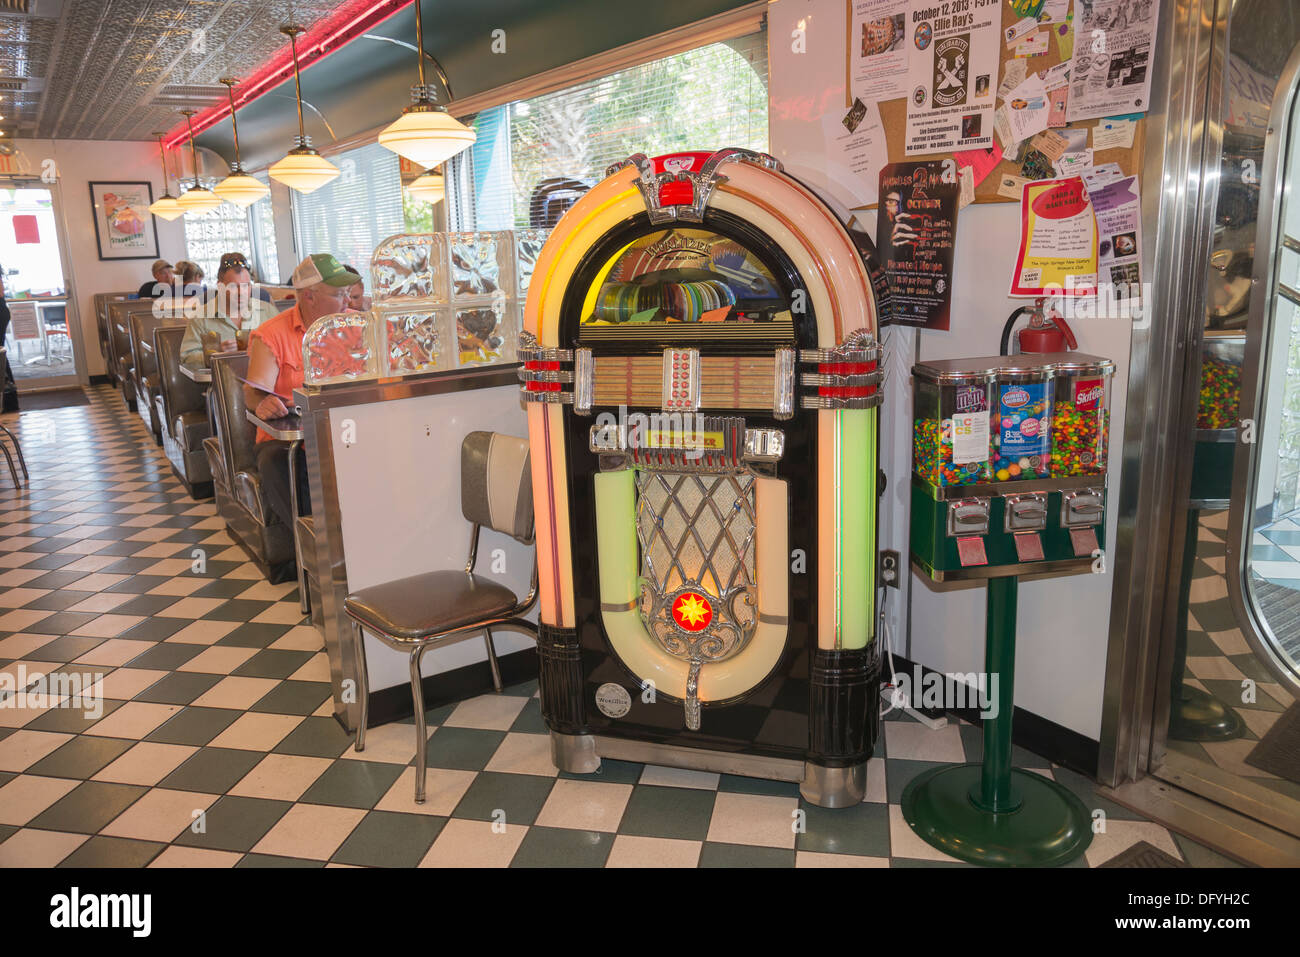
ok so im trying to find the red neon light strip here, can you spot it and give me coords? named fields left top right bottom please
left=162, top=0, right=411, bottom=151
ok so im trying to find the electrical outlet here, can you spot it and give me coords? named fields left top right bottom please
left=879, top=550, right=900, bottom=588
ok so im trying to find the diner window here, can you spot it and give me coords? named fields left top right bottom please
left=182, top=199, right=255, bottom=282
left=445, top=30, right=769, bottom=231
left=249, top=171, right=280, bottom=285
left=292, top=141, right=405, bottom=291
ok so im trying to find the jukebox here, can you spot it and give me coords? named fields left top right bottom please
left=518, top=148, right=884, bottom=807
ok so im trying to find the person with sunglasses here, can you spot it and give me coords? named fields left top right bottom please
left=178, top=252, right=274, bottom=368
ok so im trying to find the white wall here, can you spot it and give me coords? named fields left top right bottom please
left=11, top=138, right=189, bottom=379
left=769, top=0, right=1134, bottom=741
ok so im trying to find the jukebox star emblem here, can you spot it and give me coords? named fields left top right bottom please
left=672, top=591, right=713, bottom=632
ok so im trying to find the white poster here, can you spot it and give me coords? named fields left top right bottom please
left=904, top=0, right=1001, bottom=155
left=850, top=0, right=910, bottom=102
left=1067, top=0, right=1159, bottom=122
left=823, top=102, right=890, bottom=208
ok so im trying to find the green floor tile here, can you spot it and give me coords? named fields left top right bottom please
left=109, top=594, right=183, bottom=617
left=1050, top=766, right=1147, bottom=821
left=146, top=705, right=241, bottom=745
left=203, top=599, right=275, bottom=622
left=118, top=617, right=188, bottom=641
left=175, top=795, right=292, bottom=852
left=133, top=671, right=223, bottom=705
left=698, top=843, right=795, bottom=867
left=453, top=771, right=556, bottom=825
left=192, top=579, right=257, bottom=600
left=331, top=810, right=446, bottom=867
left=272, top=715, right=353, bottom=758
left=160, top=747, right=263, bottom=793
left=215, top=622, right=291, bottom=648
left=299, top=759, right=404, bottom=809
left=235, top=853, right=324, bottom=868
left=27, top=698, right=125, bottom=734
left=424, top=727, right=506, bottom=771
left=558, top=758, right=642, bottom=784
left=232, top=649, right=314, bottom=679
left=58, top=835, right=165, bottom=868
left=27, top=735, right=135, bottom=779
left=510, top=826, right=613, bottom=867
left=1172, top=831, right=1243, bottom=868
left=885, top=758, right=949, bottom=805
left=717, top=774, right=802, bottom=798
left=122, top=642, right=205, bottom=671
left=507, top=698, right=548, bottom=735
left=20, top=591, right=97, bottom=613
left=796, top=799, right=890, bottom=857
left=27, top=612, right=98, bottom=636
left=618, top=784, right=716, bottom=841
left=250, top=680, right=332, bottom=716
left=29, top=780, right=147, bottom=833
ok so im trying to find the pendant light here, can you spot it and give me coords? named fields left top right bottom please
left=377, top=0, right=475, bottom=170
left=268, top=23, right=340, bottom=194
left=407, top=168, right=444, bottom=204
left=148, top=133, right=184, bottom=221
left=176, top=109, right=224, bottom=214
left=213, top=78, right=270, bottom=208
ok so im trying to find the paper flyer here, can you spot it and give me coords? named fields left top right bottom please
left=1010, top=177, right=1098, bottom=296
left=1037, top=0, right=1071, bottom=24
left=998, top=173, right=1032, bottom=200
left=1067, top=0, right=1159, bottom=121
left=823, top=105, right=889, bottom=208
left=1082, top=161, right=1124, bottom=192
left=876, top=160, right=960, bottom=329
left=1093, top=116, right=1137, bottom=149
left=998, top=58, right=1028, bottom=100
left=1013, top=31, right=1049, bottom=57
left=1054, top=147, right=1094, bottom=177
left=954, top=141, right=1004, bottom=186
left=1092, top=174, right=1142, bottom=296
left=904, top=0, right=1000, bottom=155
left=849, top=0, right=910, bottom=103
left=1005, top=72, right=1051, bottom=143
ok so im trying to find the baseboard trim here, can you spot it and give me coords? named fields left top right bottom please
left=363, top=647, right=539, bottom=728
left=888, top=653, right=1100, bottom=776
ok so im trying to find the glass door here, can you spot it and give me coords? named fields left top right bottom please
left=1, top=181, right=80, bottom=392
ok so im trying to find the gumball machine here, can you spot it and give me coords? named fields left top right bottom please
left=904, top=352, right=1114, bottom=867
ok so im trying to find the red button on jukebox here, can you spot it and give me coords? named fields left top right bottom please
left=671, top=591, right=713, bottom=632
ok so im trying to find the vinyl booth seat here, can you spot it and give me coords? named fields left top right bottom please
left=207, top=351, right=297, bottom=584
left=152, top=326, right=213, bottom=499
left=129, top=310, right=186, bottom=443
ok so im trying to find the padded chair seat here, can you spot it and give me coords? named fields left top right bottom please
left=174, top=411, right=210, bottom=453
left=234, top=469, right=268, bottom=524
left=345, top=570, right=518, bottom=641
left=203, top=437, right=227, bottom=489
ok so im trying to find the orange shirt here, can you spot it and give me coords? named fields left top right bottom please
left=249, top=304, right=306, bottom=444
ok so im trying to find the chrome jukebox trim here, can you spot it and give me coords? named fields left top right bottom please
left=798, top=328, right=882, bottom=364
left=610, top=148, right=784, bottom=226
left=521, top=390, right=574, bottom=405
left=697, top=146, right=784, bottom=179
left=802, top=394, right=884, bottom=410
left=799, top=371, right=885, bottom=388
left=515, top=368, right=574, bottom=384
left=773, top=347, right=795, bottom=420
left=517, top=330, right=574, bottom=364
left=573, top=348, right=594, bottom=416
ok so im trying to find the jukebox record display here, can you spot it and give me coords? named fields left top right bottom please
left=519, top=148, right=885, bottom=807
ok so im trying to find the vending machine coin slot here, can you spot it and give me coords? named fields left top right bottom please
left=947, top=498, right=991, bottom=537
left=1013, top=532, right=1046, bottom=562
left=1069, top=526, right=1100, bottom=558
left=956, top=536, right=989, bottom=567
left=1060, top=488, right=1104, bottom=528
left=1003, top=493, right=1048, bottom=533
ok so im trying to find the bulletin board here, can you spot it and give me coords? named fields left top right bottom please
left=849, top=2, right=1145, bottom=205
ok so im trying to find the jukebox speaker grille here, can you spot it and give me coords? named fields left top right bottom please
left=635, top=463, right=758, bottom=728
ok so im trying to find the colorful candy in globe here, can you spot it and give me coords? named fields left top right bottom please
left=913, top=417, right=989, bottom=486
left=1051, top=400, right=1108, bottom=476
left=1197, top=356, right=1240, bottom=430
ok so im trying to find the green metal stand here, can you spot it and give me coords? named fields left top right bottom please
left=901, top=576, right=1093, bottom=866
left=1168, top=507, right=1244, bottom=741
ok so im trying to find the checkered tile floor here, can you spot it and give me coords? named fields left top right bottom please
left=0, top=385, right=1228, bottom=867
left=1170, top=508, right=1300, bottom=803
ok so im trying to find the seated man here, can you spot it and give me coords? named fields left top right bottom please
left=137, top=259, right=175, bottom=299
left=180, top=253, right=274, bottom=368
left=243, top=253, right=359, bottom=532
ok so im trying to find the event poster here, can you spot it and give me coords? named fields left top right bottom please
left=1010, top=177, right=1097, bottom=296
left=1091, top=174, right=1142, bottom=298
left=1067, top=0, right=1159, bottom=121
left=876, top=160, right=959, bottom=329
left=88, top=181, right=158, bottom=261
left=903, top=0, right=1000, bottom=155
left=849, top=0, right=909, bottom=103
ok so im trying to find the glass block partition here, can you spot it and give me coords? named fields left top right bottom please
left=302, top=229, right=547, bottom=385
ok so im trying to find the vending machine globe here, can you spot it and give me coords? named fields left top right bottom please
left=519, top=148, right=885, bottom=807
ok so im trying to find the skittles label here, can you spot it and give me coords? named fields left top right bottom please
left=997, top=381, right=1050, bottom=466
left=1074, top=378, right=1105, bottom=411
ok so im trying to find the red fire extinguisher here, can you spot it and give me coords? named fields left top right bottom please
left=1000, top=297, right=1078, bottom=355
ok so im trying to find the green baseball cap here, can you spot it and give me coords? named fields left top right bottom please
left=292, top=253, right=361, bottom=290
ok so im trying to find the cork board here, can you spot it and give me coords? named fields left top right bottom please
left=849, top=2, right=1144, bottom=205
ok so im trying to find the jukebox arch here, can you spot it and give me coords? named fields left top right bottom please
left=519, top=148, right=883, bottom=805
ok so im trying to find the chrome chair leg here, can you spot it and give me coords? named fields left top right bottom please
left=351, top=619, right=369, bottom=753
left=484, top=627, right=503, bottom=692
left=0, top=425, right=27, bottom=480
left=410, top=643, right=431, bottom=804
left=0, top=437, right=18, bottom=487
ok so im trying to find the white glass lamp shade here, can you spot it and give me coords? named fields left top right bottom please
left=177, top=185, right=224, bottom=214
left=269, top=149, right=340, bottom=194
left=214, top=171, right=270, bottom=208
left=148, top=194, right=184, bottom=221
left=407, top=171, right=445, bottom=204
left=378, top=108, right=476, bottom=170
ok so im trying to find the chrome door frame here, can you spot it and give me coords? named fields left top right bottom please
left=1226, top=39, right=1300, bottom=700
left=1098, top=0, right=1227, bottom=787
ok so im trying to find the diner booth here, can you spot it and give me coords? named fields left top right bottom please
left=4, top=0, right=1300, bottom=881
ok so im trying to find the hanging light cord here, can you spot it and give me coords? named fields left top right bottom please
left=284, top=25, right=307, bottom=143
left=183, top=110, right=202, bottom=188
left=154, top=133, right=170, bottom=189
left=221, top=79, right=243, bottom=169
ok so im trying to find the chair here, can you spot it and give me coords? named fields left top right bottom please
left=0, top=350, right=27, bottom=488
left=344, top=431, right=538, bottom=803
left=153, top=326, right=213, bottom=499
left=206, top=351, right=297, bottom=582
